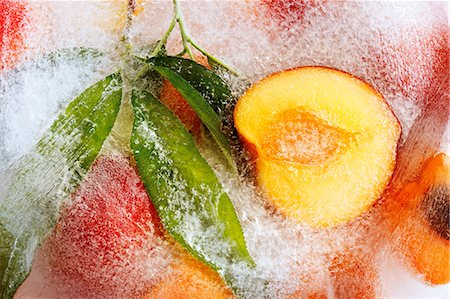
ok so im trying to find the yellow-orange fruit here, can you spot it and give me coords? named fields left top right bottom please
left=328, top=251, right=379, bottom=299
left=386, top=153, right=449, bottom=285
left=144, top=252, right=234, bottom=299
left=234, top=66, right=401, bottom=227
left=290, top=292, right=328, bottom=299
left=287, top=266, right=329, bottom=299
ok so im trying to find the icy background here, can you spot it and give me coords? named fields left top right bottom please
left=0, top=0, right=448, bottom=298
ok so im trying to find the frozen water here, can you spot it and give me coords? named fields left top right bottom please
left=196, top=135, right=385, bottom=298
left=379, top=250, right=449, bottom=298
left=0, top=50, right=116, bottom=172
left=442, top=123, right=450, bottom=154
left=2, top=0, right=449, bottom=298
left=23, top=1, right=125, bottom=54
left=0, top=1, right=124, bottom=173
left=1, top=0, right=126, bottom=139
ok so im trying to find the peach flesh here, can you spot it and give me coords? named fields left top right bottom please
left=234, top=66, right=401, bottom=227
left=261, top=108, right=354, bottom=165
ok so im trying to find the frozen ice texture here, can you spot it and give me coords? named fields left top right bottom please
left=0, top=1, right=125, bottom=172
left=0, top=50, right=116, bottom=172
left=2, top=0, right=449, bottom=298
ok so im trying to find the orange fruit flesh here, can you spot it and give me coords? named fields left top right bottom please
left=261, top=108, right=355, bottom=165
left=329, top=252, right=379, bottom=299
left=144, top=251, right=234, bottom=299
left=235, top=66, right=401, bottom=227
left=388, top=153, right=449, bottom=285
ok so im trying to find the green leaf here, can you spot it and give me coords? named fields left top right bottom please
left=0, top=74, right=122, bottom=299
left=147, top=56, right=237, bottom=169
left=151, top=64, right=235, bottom=170
left=130, top=88, right=254, bottom=292
left=149, top=56, right=232, bottom=116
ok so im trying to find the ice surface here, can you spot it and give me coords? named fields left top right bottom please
left=442, top=123, right=450, bottom=154
left=24, top=1, right=125, bottom=54
left=379, top=249, right=449, bottom=298
left=0, top=1, right=126, bottom=171
left=197, top=136, right=385, bottom=298
left=0, top=1, right=125, bottom=172
left=2, top=0, right=449, bottom=298
left=0, top=51, right=116, bottom=172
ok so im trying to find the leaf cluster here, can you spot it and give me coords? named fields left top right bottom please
left=0, top=49, right=255, bottom=298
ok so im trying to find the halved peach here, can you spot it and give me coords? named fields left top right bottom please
left=144, top=249, right=234, bottom=299
left=386, top=153, right=449, bottom=285
left=234, top=66, right=401, bottom=227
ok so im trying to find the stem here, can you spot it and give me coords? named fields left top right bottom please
left=132, top=54, right=147, bottom=62
left=121, top=0, right=137, bottom=75
left=180, top=31, right=194, bottom=60
left=134, top=64, right=150, bottom=81
left=159, top=0, right=240, bottom=76
left=173, top=0, right=194, bottom=59
left=188, top=37, right=239, bottom=76
left=175, top=49, right=187, bottom=57
left=151, top=16, right=177, bottom=57
left=122, top=0, right=136, bottom=52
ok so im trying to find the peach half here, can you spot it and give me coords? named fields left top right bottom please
left=144, top=250, right=234, bottom=299
left=234, top=67, right=401, bottom=227
left=387, top=153, right=449, bottom=285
